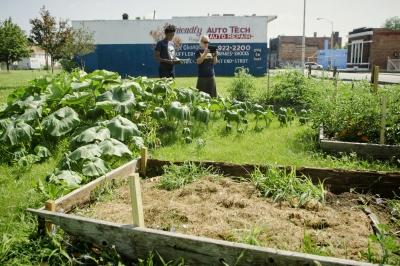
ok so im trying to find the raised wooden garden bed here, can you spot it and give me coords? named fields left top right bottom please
left=27, top=155, right=400, bottom=266
left=319, top=127, right=400, bottom=160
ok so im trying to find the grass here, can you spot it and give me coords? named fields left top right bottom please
left=1, top=70, right=400, bottom=264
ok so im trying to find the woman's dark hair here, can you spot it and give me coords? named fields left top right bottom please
left=165, top=24, right=176, bottom=34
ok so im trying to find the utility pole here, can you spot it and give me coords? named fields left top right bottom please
left=301, top=0, right=306, bottom=73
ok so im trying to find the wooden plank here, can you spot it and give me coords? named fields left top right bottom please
left=40, top=159, right=139, bottom=213
left=140, top=147, right=148, bottom=176
left=374, top=65, right=379, bottom=93
left=26, top=209, right=374, bottom=266
left=321, top=139, right=400, bottom=160
left=45, top=200, right=55, bottom=235
left=146, top=159, right=400, bottom=198
left=380, top=95, right=387, bottom=145
left=129, top=173, right=144, bottom=227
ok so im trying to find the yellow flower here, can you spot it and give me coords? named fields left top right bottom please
left=361, top=136, right=368, bottom=141
left=340, top=129, right=347, bottom=136
left=348, top=121, right=355, bottom=125
left=357, top=131, right=362, bottom=136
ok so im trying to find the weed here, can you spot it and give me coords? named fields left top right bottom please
left=250, top=164, right=325, bottom=207
left=227, top=67, right=256, bottom=102
left=234, top=223, right=269, bottom=246
left=359, top=224, right=400, bottom=264
left=157, top=161, right=219, bottom=190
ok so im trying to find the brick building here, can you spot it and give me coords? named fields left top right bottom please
left=346, top=27, right=400, bottom=70
left=269, top=32, right=341, bottom=69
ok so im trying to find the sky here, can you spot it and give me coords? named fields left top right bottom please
left=2, top=0, right=400, bottom=45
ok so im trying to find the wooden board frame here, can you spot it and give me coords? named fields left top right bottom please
left=28, top=157, right=400, bottom=265
left=319, top=126, right=400, bottom=160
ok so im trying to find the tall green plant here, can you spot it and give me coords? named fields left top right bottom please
left=227, top=67, right=256, bottom=102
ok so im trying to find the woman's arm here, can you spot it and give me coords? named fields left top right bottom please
left=212, top=50, right=218, bottom=65
left=196, top=49, right=210, bottom=64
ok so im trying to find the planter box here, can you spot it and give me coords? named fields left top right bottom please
left=319, top=127, right=400, bottom=160
left=27, top=158, right=400, bottom=266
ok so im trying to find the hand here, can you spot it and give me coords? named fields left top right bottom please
left=214, top=49, right=218, bottom=56
left=169, top=59, right=175, bottom=65
left=204, top=48, right=210, bottom=55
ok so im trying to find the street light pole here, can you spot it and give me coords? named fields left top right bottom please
left=317, top=18, right=333, bottom=69
left=301, top=0, right=306, bottom=73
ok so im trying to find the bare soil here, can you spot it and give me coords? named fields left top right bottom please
left=90, top=175, right=397, bottom=262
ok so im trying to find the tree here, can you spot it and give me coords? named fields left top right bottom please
left=149, top=23, right=182, bottom=52
left=381, top=16, right=400, bottom=30
left=0, top=17, right=32, bottom=71
left=29, top=6, right=74, bottom=73
left=343, top=42, right=348, bottom=49
left=62, top=23, right=96, bottom=70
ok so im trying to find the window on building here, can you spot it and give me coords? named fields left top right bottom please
left=349, top=40, right=371, bottom=65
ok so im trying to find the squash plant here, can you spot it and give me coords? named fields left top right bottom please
left=0, top=69, right=299, bottom=199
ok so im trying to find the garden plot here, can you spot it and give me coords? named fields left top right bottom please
left=90, top=174, right=394, bottom=263
left=28, top=158, right=400, bottom=265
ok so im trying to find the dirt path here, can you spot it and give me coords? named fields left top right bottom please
left=89, top=176, right=395, bottom=262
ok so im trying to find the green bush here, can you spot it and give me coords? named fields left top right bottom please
left=59, top=59, right=79, bottom=73
left=227, top=67, right=256, bottom=101
left=265, top=68, right=310, bottom=106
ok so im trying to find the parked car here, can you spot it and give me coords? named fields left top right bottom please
left=304, top=62, right=323, bottom=69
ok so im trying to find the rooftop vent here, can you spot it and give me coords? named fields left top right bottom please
left=223, top=14, right=235, bottom=16
left=211, top=14, right=220, bottom=16
left=122, top=13, right=129, bottom=20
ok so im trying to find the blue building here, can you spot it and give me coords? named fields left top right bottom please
left=317, top=40, right=347, bottom=69
left=72, top=15, right=277, bottom=77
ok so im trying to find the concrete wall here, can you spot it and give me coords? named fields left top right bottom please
left=72, top=16, right=276, bottom=77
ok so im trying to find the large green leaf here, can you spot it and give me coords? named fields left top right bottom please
left=152, top=81, right=168, bottom=95
left=13, top=94, right=46, bottom=109
left=130, top=136, right=145, bottom=150
left=41, top=107, right=80, bottom=136
left=17, top=106, right=43, bottom=122
left=0, top=120, right=34, bottom=146
left=44, top=82, right=72, bottom=101
left=60, top=91, right=93, bottom=106
left=12, top=147, right=28, bottom=161
left=70, top=79, right=92, bottom=91
left=106, top=115, right=141, bottom=141
left=151, top=107, right=167, bottom=120
left=82, top=157, right=111, bottom=177
left=123, top=81, right=143, bottom=96
left=198, top=91, right=211, bottom=100
left=98, top=138, right=132, bottom=157
left=47, top=169, right=82, bottom=188
left=68, top=144, right=102, bottom=161
left=92, top=70, right=120, bottom=80
left=209, top=99, right=222, bottom=112
left=167, top=102, right=191, bottom=121
left=34, top=144, right=52, bottom=158
left=96, top=86, right=135, bottom=114
left=224, top=110, right=240, bottom=124
left=0, top=118, right=12, bottom=130
left=252, top=104, right=265, bottom=113
left=177, top=89, right=195, bottom=103
left=85, top=107, right=105, bottom=121
left=194, top=106, right=210, bottom=124
left=74, top=126, right=111, bottom=144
